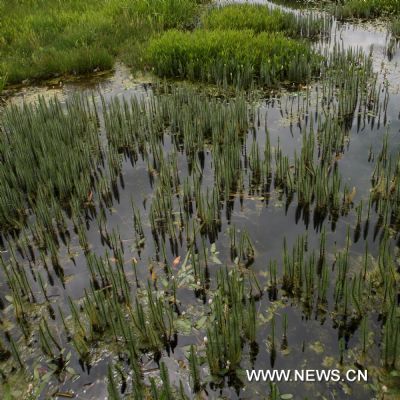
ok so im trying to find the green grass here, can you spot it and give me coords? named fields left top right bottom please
left=147, top=29, right=320, bottom=88
left=202, top=4, right=330, bottom=39
left=0, top=75, right=6, bottom=93
left=0, top=0, right=202, bottom=86
left=334, top=0, right=400, bottom=19
left=272, top=0, right=400, bottom=18
left=391, top=18, right=400, bottom=37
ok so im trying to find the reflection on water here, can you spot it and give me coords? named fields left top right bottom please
left=1, top=2, right=400, bottom=399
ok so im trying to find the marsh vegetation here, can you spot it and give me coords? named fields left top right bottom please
left=0, top=0, right=205, bottom=86
left=1, top=1, right=400, bottom=399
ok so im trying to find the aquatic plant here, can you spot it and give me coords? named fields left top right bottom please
left=107, top=364, right=121, bottom=400
left=391, top=18, right=400, bottom=38
left=0, top=95, right=101, bottom=230
left=147, top=29, right=320, bottom=88
left=334, top=0, right=400, bottom=19
left=204, top=267, right=259, bottom=378
left=0, top=33, right=396, bottom=399
left=188, top=345, right=201, bottom=393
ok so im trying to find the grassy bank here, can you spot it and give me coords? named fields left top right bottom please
left=273, top=0, right=400, bottom=18
left=392, top=18, right=400, bottom=37
left=147, top=29, right=320, bottom=88
left=334, top=0, right=400, bottom=19
left=0, top=0, right=202, bottom=86
left=202, top=3, right=331, bottom=39
left=0, top=0, right=395, bottom=90
left=0, top=1, right=330, bottom=91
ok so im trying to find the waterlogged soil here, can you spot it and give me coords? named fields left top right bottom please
left=1, top=2, right=400, bottom=399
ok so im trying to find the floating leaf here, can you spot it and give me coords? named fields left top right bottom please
left=210, top=255, right=222, bottom=265
left=160, top=277, right=169, bottom=288
left=195, top=316, right=207, bottom=330
left=151, top=270, right=157, bottom=282
left=173, top=256, right=181, bottom=267
left=66, top=367, right=76, bottom=376
left=309, top=341, right=324, bottom=354
left=322, top=356, right=335, bottom=368
left=34, top=367, right=40, bottom=381
left=175, top=319, right=192, bottom=335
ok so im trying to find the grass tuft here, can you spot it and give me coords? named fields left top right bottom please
left=147, top=29, right=320, bottom=88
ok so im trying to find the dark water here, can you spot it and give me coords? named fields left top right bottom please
left=1, top=2, right=400, bottom=399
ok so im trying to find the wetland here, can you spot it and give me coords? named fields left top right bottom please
left=1, top=1, right=400, bottom=399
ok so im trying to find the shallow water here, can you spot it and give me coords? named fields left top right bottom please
left=1, top=2, right=400, bottom=400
